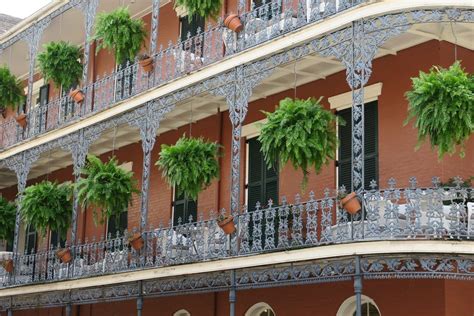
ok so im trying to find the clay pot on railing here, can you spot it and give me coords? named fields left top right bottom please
left=69, top=88, right=85, bottom=104
left=339, top=192, right=361, bottom=215
left=1, top=259, right=14, bottom=273
left=128, top=232, right=145, bottom=250
left=15, top=113, right=27, bottom=128
left=217, top=215, right=236, bottom=234
left=56, top=248, right=72, bottom=264
left=224, top=14, right=243, bottom=33
left=138, top=54, right=154, bottom=73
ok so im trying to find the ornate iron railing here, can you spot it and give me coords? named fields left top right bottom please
left=1, top=178, right=472, bottom=287
left=0, top=0, right=366, bottom=151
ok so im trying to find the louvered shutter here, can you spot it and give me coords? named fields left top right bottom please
left=248, top=138, right=264, bottom=212
left=50, top=230, right=66, bottom=248
left=337, top=101, right=379, bottom=191
left=107, top=211, right=128, bottom=238
left=173, top=189, right=197, bottom=226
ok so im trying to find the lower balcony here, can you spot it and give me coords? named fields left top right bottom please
left=1, top=180, right=472, bottom=288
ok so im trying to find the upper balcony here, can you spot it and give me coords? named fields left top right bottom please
left=0, top=0, right=473, bottom=158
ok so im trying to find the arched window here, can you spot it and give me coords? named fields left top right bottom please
left=245, top=302, right=276, bottom=316
left=173, top=309, right=191, bottom=316
left=337, top=295, right=381, bottom=316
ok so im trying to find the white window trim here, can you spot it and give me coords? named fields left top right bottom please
left=337, top=295, right=381, bottom=316
left=245, top=302, right=276, bottom=316
left=242, top=118, right=267, bottom=139
left=24, top=78, right=45, bottom=109
left=173, top=309, right=191, bottom=316
left=328, top=82, right=383, bottom=110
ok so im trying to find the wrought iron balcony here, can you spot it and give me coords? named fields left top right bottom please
left=1, top=177, right=472, bottom=288
left=0, top=0, right=366, bottom=151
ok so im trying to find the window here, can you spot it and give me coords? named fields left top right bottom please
left=245, top=302, right=276, bottom=316
left=107, top=212, right=128, bottom=238
left=179, top=14, right=205, bottom=55
left=173, top=188, right=197, bottom=226
left=337, top=101, right=378, bottom=192
left=35, top=83, right=49, bottom=132
left=337, top=295, right=381, bottom=316
left=246, top=137, right=278, bottom=211
left=173, top=309, right=191, bottom=316
left=50, top=230, right=66, bottom=249
left=24, top=225, right=37, bottom=255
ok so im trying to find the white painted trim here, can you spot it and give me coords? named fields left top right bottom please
left=245, top=302, right=276, bottom=316
left=173, top=309, right=191, bottom=316
left=0, top=240, right=472, bottom=297
left=328, top=82, right=383, bottom=110
left=1, top=1, right=473, bottom=160
left=242, top=118, right=267, bottom=139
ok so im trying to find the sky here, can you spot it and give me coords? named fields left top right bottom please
left=0, top=0, right=52, bottom=19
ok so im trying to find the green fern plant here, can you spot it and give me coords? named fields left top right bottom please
left=258, top=97, right=342, bottom=189
left=156, top=136, right=221, bottom=200
left=37, top=41, right=83, bottom=90
left=175, top=0, right=221, bottom=21
left=21, top=181, right=72, bottom=238
left=0, top=66, right=25, bottom=112
left=405, top=61, right=474, bottom=159
left=93, top=7, right=147, bottom=65
left=0, top=197, right=16, bottom=246
left=76, top=155, right=139, bottom=225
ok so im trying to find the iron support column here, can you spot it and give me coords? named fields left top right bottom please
left=137, top=281, right=144, bottom=316
left=229, top=269, right=236, bottom=316
left=354, top=256, right=363, bottom=316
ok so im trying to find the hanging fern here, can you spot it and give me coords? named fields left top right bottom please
left=0, top=197, right=16, bottom=246
left=37, top=41, right=83, bottom=90
left=258, top=97, right=342, bottom=189
left=93, top=7, right=147, bottom=65
left=0, top=66, right=25, bottom=111
left=405, top=61, right=474, bottom=159
left=175, top=0, right=222, bottom=21
left=76, top=155, right=139, bottom=225
left=21, top=181, right=72, bottom=238
left=156, top=136, right=221, bottom=200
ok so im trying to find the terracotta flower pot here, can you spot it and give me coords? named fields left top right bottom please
left=340, top=192, right=361, bottom=215
left=1, top=259, right=14, bottom=273
left=224, top=14, right=243, bottom=33
left=15, top=113, right=27, bottom=128
left=69, top=88, right=85, bottom=104
left=139, top=57, right=154, bottom=73
left=218, top=216, right=236, bottom=235
left=56, top=248, right=72, bottom=264
left=128, top=233, right=145, bottom=250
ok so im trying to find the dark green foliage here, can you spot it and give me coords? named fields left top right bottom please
left=0, top=66, right=25, bottom=111
left=175, top=0, right=221, bottom=21
left=405, top=61, right=474, bottom=159
left=258, top=97, right=341, bottom=189
left=93, top=7, right=147, bottom=65
left=37, top=41, right=83, bottom=89
left=157, top=136, right=221, bottom=200
left=0, top=197, right=16, bottom=245
left=76, top=155, right=139, bottom=225
left=21, top=181, right=72, bottom=238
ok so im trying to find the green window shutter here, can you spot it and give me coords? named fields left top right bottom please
left=180, top=15, right=205, bottom=42
left=50, top=230, right=66, bottom=248
left=173, top=189, right=197, bottom=226
left=39, top=84, right=49, bottom=106
left=337, top=101, right=379, bottom=191
left=247, top=137, right=278, bottom=211
left=107, top=211, right=128, bottom=238
left=25, top=225, right=37, bottom=255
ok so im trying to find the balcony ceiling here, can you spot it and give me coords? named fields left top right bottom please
left=0, top=20, right=473, bottom=189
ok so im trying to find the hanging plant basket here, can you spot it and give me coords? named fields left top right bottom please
left=15, top=113, right=27, bottom=129
left=338, top=192, right=361, bottom=215
left=174, top=0, right=221, bottom=21
left=56, top=248, right=72, bottom=264
left=224, top=14, right=243, bottom=33
left=217, top=215, right=236, bottom=234
left=0, top=197, right=16, bottom=250
left=259, top=97, right=342, bottom=189
left=37, top=41, right=83, bottom=96
left=404, top=61, right=474, bottom=159
left=138, top=54, right=154, bottom=73
left=128, top=232, right=145, bottom=250
left=93, top=7, right=147, bottom=65
left=156, top=136, right=221, bottom=201
left=76, top=155, right=139, bottom=225
left=0, top=66, right=25, bottom=114
left=21, top=181, right=73, bottom=239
